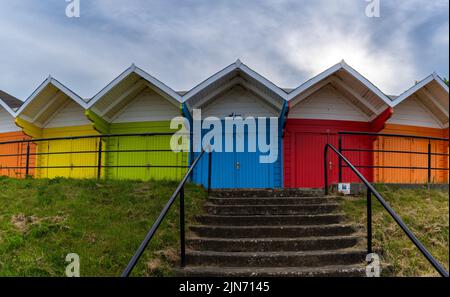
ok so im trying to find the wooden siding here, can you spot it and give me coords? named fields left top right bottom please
left=288, top=85, right=369, bottom=122
left=111, top=89, right=180, bottom=123
left=44, top=100, right=91, bottom=128
left=374, top=124, right=448, bottom=183
left=284, top=119, right=374, bottom=188
left=0, top=131, right=35, bottom=178
left=387, top=96, right=443, bottom=128
left=201, top=85, right=278, bottom=118
left=36, top=125, right=100, bottom=179
left=0, top=109, right=20, bottom=133
left=105, top=121, right=188, bottom=181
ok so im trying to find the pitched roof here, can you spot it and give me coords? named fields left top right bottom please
left=0, top=89, right=23, bottom=109
left=183, top=59, right=287, bottom=112
left=287, top=60, right=393, bottom=107
left=87, top=64, right=182, bottom=110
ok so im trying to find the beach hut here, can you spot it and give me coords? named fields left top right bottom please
left=375, top=74, right=449, bottom=183
left=15, top=77, right=98, bottom=179
left=86, top=65, right=187, bottom=181
left=284, top=61, right=393, bottom=188
left=183, top=60, right=287, bottom=189
left=0, top=91, right=33, bottom=178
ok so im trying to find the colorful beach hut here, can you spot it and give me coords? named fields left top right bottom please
left=183, top=60, right=287, bottom=189
left=86, top=65, right=187, bottom=181
left=284, top=61, right=393, bottom=188
left=0, top=91, right=33, bottom=178
left=15, top=77, right=98, bottom=179
left=375, top=74, right=449, bottom=184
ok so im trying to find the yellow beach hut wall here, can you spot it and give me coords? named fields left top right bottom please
left=16, top=79, right=100, bottom=179
left=374, top=77, right=449, bottom=184
left=87, top=66, right=187, bottom=181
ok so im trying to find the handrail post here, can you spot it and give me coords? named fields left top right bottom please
left=427, top=140, right=432, bottom=188
left=324, top=145, right=329, bottom=195
left=179, top=186, right=186, bottom=267
left=97, top=137, right=103, bottom=179
left=25, top=142, right=31, bottom=178
left=338, top=134, right=342, bottom=183
left=208, top=151, right=212, bottom=194
left=367, top=188, right=373, bottom=255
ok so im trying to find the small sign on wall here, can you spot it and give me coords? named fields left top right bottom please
left=338, top=183, right=351, bottom=195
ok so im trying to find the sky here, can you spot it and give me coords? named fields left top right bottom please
left=0, top=0, right=448, bottom=101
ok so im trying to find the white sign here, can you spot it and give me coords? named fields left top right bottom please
left=338, top=183, right=351, bottom=195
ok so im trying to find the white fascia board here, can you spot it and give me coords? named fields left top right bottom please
left=87, top=65, right=135, bottom=108
left=182, top=60, right=287, bottom=110
left=390, top=74, right=435, bottom=107
left=182, top=62, right=237, bottom=104
left=133, top=67, right=182, bottom=107
left=15, top=77, right=86, bottom=117
left=87, top=64, right=181, bottom=110
left=340, top=62, right=393, bottom=107
left=0, top=99, right=17, bottom=117
left=287, top=62, right=342, bottom=102
left=288, top=61, right=393, bottom=111
left=432, top=73, right=449, bottom=94
left=239, top=63, right=288, bottom=99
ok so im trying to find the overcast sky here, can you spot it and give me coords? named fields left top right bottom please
left=0, top=0, right=448, bottom=100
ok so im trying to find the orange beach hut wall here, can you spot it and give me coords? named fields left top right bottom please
left=0, top=92, right=34, bottom=178
left=375, top=74, right=449, bottom=184
left=15, top=77, right=99, bottom=179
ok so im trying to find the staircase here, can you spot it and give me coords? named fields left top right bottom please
left=177, top=189, right=367, bottom=277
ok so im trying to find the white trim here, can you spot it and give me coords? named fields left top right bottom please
left=287, top=61, right=394, bottom=109
left=391, top=74, right=449, bottom=119
left=87, top=64, right=182, bottom=110
left=0, top=99, right=17, bottom=117
left=330, top=76, right=378, bottom=115
left=390, top=75, right=434, bottom=106
left=15, top=77, right=87, bottom=117
left=182, top=60, right=287, bottom=108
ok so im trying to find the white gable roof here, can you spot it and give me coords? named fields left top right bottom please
left=16, top=76, right=87, bottom=116
left=183, top=60, right=287, bottom=113
left=87, top=64, right=182, bottom=110
left=287, top=60, right=393, bottom=108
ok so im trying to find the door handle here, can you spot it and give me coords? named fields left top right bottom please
left=236, top=162, right=240, bottom=170
left=329, top=161, right=333, bottom=170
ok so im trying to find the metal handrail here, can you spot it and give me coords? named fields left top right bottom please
left=121, top=149, right=212, bottom=277
left=324, top=143, right=449, bottom=277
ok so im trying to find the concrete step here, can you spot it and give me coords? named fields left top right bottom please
left=190, top=224, right=357, bottom=238
left=204, top=203, right=340, bottom=215
left=195, top=214, right=346, bottom=226
left=210, top=189, right=325, bottom=198
left=176, top=264, right=367, bottom=277
left=187, top=235, right=362, bottom=252
left=186, top=249, right=366, bottom=267
left=207, top=197, right=340, bottom=205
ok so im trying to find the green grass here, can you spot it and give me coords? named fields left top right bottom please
left=0, top=177, right=207, bottom=277
left=341, top=186, right=449, bottom=277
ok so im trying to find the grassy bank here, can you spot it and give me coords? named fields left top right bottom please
left=342, top=186, right=449, bottom=277
left=0, top=177, right=207, bottom=277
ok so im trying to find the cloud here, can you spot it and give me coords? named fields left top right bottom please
left=0, top=0, right=448, bottom=100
